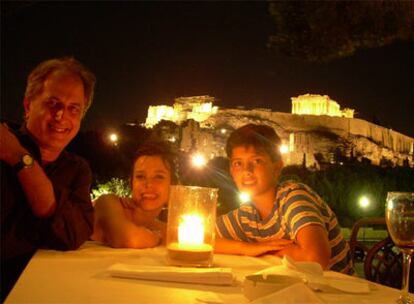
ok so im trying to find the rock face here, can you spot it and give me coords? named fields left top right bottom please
left=176, top=108, right=413, bottom=169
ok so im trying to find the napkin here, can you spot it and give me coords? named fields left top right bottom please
left=254, top=256, right=370, bottom=294
left=250, top=282, right=325, bottom=304
left=107, top=263, right=235, bottom=286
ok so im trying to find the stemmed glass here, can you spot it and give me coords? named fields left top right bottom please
left=385, top=192, right=414, bottom=304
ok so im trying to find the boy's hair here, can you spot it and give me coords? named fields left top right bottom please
left=226, top=124, right=281, bottom=162
left=131, top=140, right=178, bottom=184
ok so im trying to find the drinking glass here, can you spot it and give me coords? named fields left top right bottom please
left=385, top=192, right=414, bottom=304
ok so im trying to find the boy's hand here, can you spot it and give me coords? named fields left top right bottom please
left=242, top=239, right=293, bottom=257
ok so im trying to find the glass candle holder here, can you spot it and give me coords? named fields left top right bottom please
left=166, top=185, right=218, bottom=267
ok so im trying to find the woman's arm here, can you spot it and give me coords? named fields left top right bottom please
left=94, top=194, right=160, bottom=248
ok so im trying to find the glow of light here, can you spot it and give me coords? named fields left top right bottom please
left=178, top=214, right=204, bottom=245
left=239, top=192, right=251, bottom=204
left=359, top=196, right=370, bottom=208
left=109, top=133, right=118, bottom=143
left=220, top=128, right=226, bottom=134
left=191, top=153, right=207, bottom=168
left=279, top=144, right=289, bottom=154
left=169, top=136, right=176, bottom=142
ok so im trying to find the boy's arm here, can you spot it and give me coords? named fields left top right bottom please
left=94, top=194, right=160, bottom=249
left=275, top=224, right=331, bottom=269
left=214, top=237, right=292, bottom=257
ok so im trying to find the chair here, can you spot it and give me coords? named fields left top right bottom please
left=349, top=217, right=413, bottom=292
left=363, top=236, right=402, bottom=289
left=349, top=217, right=387, bottom=264
left=349, top=218, right=399, bottom=285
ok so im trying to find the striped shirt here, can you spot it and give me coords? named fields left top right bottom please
left=216, top=181, right=353, bottom=274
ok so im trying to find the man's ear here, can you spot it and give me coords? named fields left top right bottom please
left=23, top=98, right=31, bottom=119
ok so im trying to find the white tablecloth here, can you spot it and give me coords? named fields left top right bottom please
left=5, top=241, right=402, bottom=304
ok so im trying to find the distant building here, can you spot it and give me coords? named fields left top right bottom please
left=292, top=94, right=354, bottom=118
left=145, top=95, right=218, bottom=128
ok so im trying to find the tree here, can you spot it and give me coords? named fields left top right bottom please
left=267, top=1, right=414, bottom=62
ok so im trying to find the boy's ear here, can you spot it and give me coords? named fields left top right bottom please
left=272, top=159, right=284, bottom=178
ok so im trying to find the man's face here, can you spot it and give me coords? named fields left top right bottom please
left=230, top=145, right=282, bottom=200
left=24, top=72, right=86, bottom=155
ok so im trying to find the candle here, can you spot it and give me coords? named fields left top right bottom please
left=178, top=214, right=204, bottom=246
left=167, top=213, right=213, bottom=265
left=166, top=185, right=218, bottom=267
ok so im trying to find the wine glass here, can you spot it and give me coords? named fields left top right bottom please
left=385, top=192, right=414, bottom=304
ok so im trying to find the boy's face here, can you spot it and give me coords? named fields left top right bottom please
left=229, top=145, right=282, bottom=201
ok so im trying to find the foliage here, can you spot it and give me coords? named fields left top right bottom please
left=91, top=177, right=131, bottom=200
left=282, top=164, right=414, bottom=227
left=267, top=1, right=414, bottom=62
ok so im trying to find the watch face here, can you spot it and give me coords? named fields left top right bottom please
left=22, top=154, right=34, bottom=166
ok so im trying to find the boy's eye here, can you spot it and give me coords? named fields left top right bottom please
left=231, top=160, right=242, bottom=168
left=253, top=158, right=264, bottom=165
left=154, top=174, right=166, bottom=180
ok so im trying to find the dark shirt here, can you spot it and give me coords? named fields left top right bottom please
left=1, top=124, right=94, bottom=300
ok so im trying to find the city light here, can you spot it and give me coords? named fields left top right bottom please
left=239, top=192, right=251, bottom=204
left=108, top=133, right=119, bottom=145
left=280, top=144, right=289, bottom=154
left=358, top=196, right=370, bottom=209
left=191, top=153, right=207, bottom=168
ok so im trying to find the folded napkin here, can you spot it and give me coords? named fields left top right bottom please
left=107, top=263, right=235, bottom=286
left=250, top=282, right=324, bottom=304
left=253, top=256, right=370, bottom=294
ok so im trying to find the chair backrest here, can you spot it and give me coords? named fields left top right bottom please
left=363, top=236, right=402, bottom=289
left=349, top=217, right=386, bottom=264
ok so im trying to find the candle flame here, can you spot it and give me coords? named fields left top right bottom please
left=178, top=214, right=204, bottom=245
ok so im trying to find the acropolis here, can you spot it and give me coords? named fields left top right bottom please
left=144, top=94, right=413, bottom=168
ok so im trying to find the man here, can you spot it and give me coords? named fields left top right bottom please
left=215, top=124, right=353, bottom=274
left=0, top=57, right=96, bottom=300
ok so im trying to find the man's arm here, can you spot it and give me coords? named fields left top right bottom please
left=275, top=224, right=331, bottom=269
left=215, top=237, right=293, bottom=256
left=94, top=194, right=160, bottom=248
left=0, top=123, right=55, bottom=217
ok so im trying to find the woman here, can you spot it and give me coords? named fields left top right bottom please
left=91, top=140, right=177, bottom=248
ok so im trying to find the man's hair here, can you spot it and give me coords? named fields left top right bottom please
left=131, top=140, right=179, bottom=184
left=24, top=57, right=96, bottom=113
left=226, top=124, right=281, bottom=162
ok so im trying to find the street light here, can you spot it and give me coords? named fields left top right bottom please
left=239, top=192, right=251, bottom=204
left=108, top=133, right=119, bottom=145
left=191, top=153, right=207, bottom=169
left=280, top=144, right=289, bottom=154
left=358, top=196, right=370, bottom=209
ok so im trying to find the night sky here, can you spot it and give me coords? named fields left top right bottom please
left=2, top=2, right=414, bottom=137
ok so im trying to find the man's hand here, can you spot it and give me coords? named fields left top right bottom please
left=0, top=123, right=28, bottom=165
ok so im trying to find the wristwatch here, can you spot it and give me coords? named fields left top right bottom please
left=13, top=153, right=35, bottom=172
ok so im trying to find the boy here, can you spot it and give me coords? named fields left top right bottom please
left=215, top=124, right=353, bottom=274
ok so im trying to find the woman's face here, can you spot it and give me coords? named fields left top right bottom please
left=132, top=155, right=171, bottom=211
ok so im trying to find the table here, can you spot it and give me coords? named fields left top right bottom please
left=5, top=241, right=403, bottom=304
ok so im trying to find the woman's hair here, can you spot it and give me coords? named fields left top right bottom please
left=226, top=124, right=281, bottom=162
left=25, top=57, right=96, bottom=114
left=131, top=140, right=178, bottom=184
